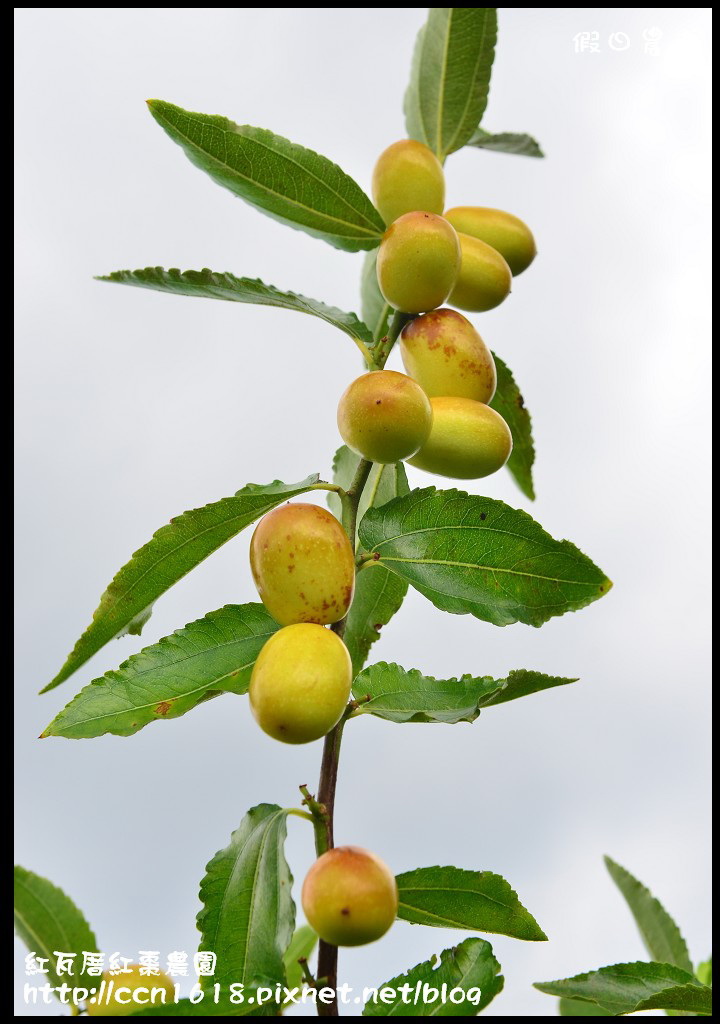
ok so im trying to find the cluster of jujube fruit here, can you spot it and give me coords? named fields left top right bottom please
left=247, top=506, right=397, bottom=946
left=243, top=138, right=536, bottom=948
left=339, top=138, right=536, bottom=480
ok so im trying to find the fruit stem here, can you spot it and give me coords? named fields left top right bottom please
left=372, top=310, right=415, bottom=369
left=311, top=309, right=411, bottom=1015
left=313, top=718, right=346, bottom=1016
left=313, top=452, right=376, bottom=1015
left=338, top=458, right=373, bottom=551
left=316, top=721, right=345, bottom=852
left=299, top=784, right=331, bottom=855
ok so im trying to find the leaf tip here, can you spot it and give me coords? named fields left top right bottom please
left=603, top=855, right=622, bottom=878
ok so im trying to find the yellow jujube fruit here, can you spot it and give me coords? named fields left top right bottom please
left=449, top=233, right=512, bottom=313
left=376, top=211, right=461, bottom=313
left=337, top=370, right=433, bottom=464
left=250, top=504, right=355, bottom=626
left=249, top=623, right=352, bottom=744
left=399, top=307, right=496, bottom=403
left=86, top=966, right=175, bottom=1016
left=301, top=846, right=399, bottom=946
left=372, top=139, right=445, bottom=225
left=408, top=397, right=513, bottom=479
left=445, top=206, right=536, bottom=275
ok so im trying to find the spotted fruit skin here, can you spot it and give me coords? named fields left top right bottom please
left=86, top=966, right=175, bottom=1016
left=408, top=396, right=512, bottom=479
left=301, top=846, right=399, bottom=946
left=376, top=212, right=461, bottom=313
left=445, top=206, right=536, bottom=275
left=337, top=370, right=433, bottom=464
left=249, top=623, right=352, bottom=744
left=449, top=233, right=512, bottom=313
left=399, top=307, right=496, bottom=403
left=372, top=139, right=445, bottom=225
left=250, top=503, right=354, bottom=626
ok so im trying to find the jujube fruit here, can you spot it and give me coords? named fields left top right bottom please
left=372, top=139, right=445, bottom=225
left=250, top=503, right=354, bottom=626
left=249, top=623, right=352, bottom=744
left=337, top=370, right=433, bottom=464
left=86, top=966, right=174, bottom=1016
left=376, top=211, right=461, bottom=313
left=408, top=396, right=513, bottom=479
left=399, top=307, right=496, bottom=403
left=445, top=206, right=536, bottom=275
left=301, top=846, right=398, bottom=946
left=449, top=233, right=512, bottom=313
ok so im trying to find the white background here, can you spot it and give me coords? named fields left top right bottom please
left=15, top=7, right=711, bottom=1017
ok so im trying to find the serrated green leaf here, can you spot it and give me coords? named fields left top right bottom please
left=44, top=476, right=317, bottom=693
left=42, top=604, right=278, bottom=740
left=330, top=447, right=409, bottom=675
left=396, top=866, right=546, bottom=941
left=559, top=997, right=613, bottom=1015
left=352, top=663, right=576, bottom=723
left=635, top=985, right=712, bottom=1015
left=130, top=992, right=275, bottom=1016
left=283, top=925, right=318, bottom=995
left=696, top=958, right=712, bottom=986
left=363, top=937, right=502, bottom=1016
left=358, top=487, right=611, bottom=628
left=478, top=668, right=577, bottom=707
left=353, top=662, right=499, bottom=723
left=14, top=867, right=99, bottom=997
left=99, top=268, right=373, bottom=348
left=345, top=566, right=409, bottom=679
left=197, top=805, right=294, bottom=991
left=490, top=353, right=535, bottom=501
left=360, top=251, right=391, bottom=343
left=147, top=100, right=384, bottom=251
left=604, top=857, right=693, bottom=974
left=534, top=962, right=711, bottom=1016
left=467, top=128, right=544, bottom=157
left=404, top=8, right=498, bottom=159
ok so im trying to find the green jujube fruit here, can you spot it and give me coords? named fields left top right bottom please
left=250, top=503, right=355, bottom=625
left=249, top=624, right=352, bottom=744
left=445, top=206, right=536, bottom=275
left=301, top=846, right=399, bottom=946
left=408, top=396, right=513, bottom=479
left=449, top=233, right=512, bottom=313
left=337, top=369, right=433, bottom=464
left=399, top=307, right=497, bottom=403
left=372, top=139, right=445, bottom=225
left=86, top=966, right=175, bottom=1016
left=376, top=211, right=461, bottom=313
